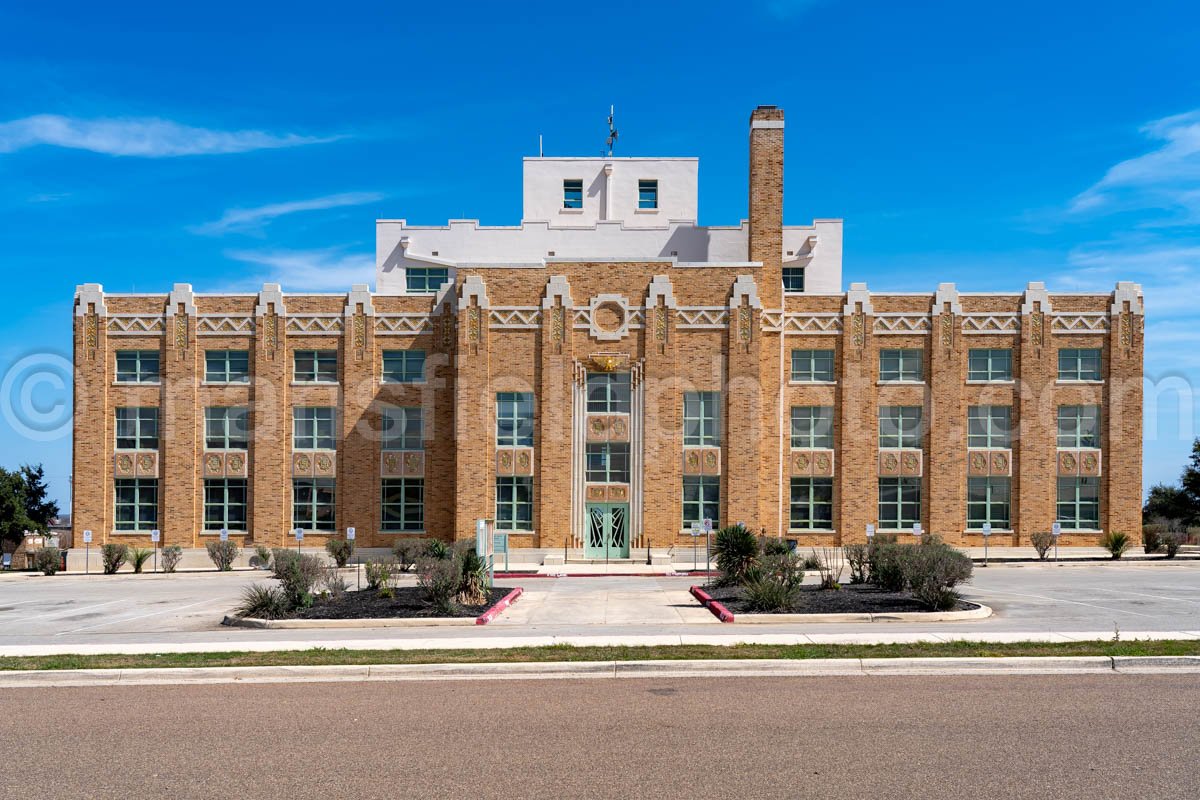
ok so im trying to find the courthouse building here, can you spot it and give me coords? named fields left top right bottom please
left=72, top=106, right=1145, bottom=559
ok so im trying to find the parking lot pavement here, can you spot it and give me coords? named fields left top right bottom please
left=0, top=561, right=1198, bottom=653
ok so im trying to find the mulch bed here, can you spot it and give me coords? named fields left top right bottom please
left=703, top=583, right=975, bottom=615
left=289, top=586, right=512, bottom=620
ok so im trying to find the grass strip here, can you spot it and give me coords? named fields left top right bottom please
left=2, top=639, right=1198, bottom=672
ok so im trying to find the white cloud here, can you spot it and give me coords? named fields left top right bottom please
left=1069, top=109, right=1200, bottom=223
left=224, top=248, right=374, bottom=291
left=191, top=192, right=385, bottom=236
left=0, top=114, right=338, bottom=157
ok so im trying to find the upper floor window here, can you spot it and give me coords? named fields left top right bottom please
left=115, top=407, right=159, bottom=450
left=115, top=350, right=160, bottom=384
left=114, top=478, right=158, bottom=531
left=205, top=407, right=250, bottom=450
left=294, top=350, right=337, bottom=383
left=563, top=179, right=583, bottom=209
left=382, top=350, right=425, bottom=384
left=293, top=407, right=336, bottom=450
left=790, top=406, right=834, bottom=449
left=967, top=348, right=1012, bottom=382
left=586, top=442, right=630, bottom=484
left=638, top=179, right=658, bottom=209
left=382, top=406, right=423, bottom=451
left=1059, top=348, right=1102, bottom=381
left=406, top=267, right=448, bottom=294
left=1057, top=405, right=1100, bottom=449
left=791, top=349, right=835, bottom=382
left=586, top=372, right=631, bottom=414
left=879, top=406, right=923, bottom=449
left=967, top=406, right=1012, bottom=449
left=496, top=392, right=534, bottom=447
left=204, top=350, right=250, bottom=384
left=880, top=348, right=923, bottom=382
left=684, top=391, right=721, bottom=447
left=782, top=267, right=805, bottom=293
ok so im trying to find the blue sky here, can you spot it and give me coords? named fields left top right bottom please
left=1, top=0, right=1198, bottom=509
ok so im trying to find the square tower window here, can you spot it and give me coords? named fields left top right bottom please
left=563, top=179, right=583, bottom=209
left=638, top=179, right=658, bottom=209
left=782, top=267, right=805, bottom=293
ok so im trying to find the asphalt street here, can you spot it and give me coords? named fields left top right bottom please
left=2, top=674, right=1196, bottom=799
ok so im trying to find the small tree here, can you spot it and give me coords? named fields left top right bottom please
left=206, top=540, right=239, bottom=571
left=325, top=538, right=354, bottom=568
left=101, top=543, right=128, bottom=574
left=0, top=465, right=59, bottom=552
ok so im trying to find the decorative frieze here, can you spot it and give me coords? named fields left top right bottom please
left=961, top=314, right=1020, bottom=334
left=286, top=315, right=343, bottom=335
left=1051, top=313, right=1108, bottom=334
left=878, top=449, right=923, bottom=478
left=1058, top=449, right=1102, bottom=477
left=293, top=451, right=336, bottom=478
left=967, top=449, right=1012, bottom=478
left=202, top=451, right=248, bottom=479
left=196, top=315, right=255, bottom=335
left=107, top=316, right=166, bottom=335
left=381, top=451, right=424, bottom=478
left=114, top=451, right=158, bottom=478
left=586, top=414, right=631, bottom=443
left=789, top=449, right=835, bottom=477
left=874, top=314, right=932, bottom=335
left=586, top=484, right=629, bottom=503
left=489, top=307, right=542, bottom=329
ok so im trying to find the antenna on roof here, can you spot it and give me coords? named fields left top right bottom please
left=606, top=105, right=618, bottom=157
left=539, top=134, right=543, bottom=157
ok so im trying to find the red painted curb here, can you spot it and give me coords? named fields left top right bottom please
left=476, top=587, right=523, bottom=625
left=690, top=585, right=714, bottom=604
left=690, top=585, right=734, bottom=623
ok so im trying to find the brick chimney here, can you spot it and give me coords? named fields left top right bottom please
left=748, top=105, right=784, bottom=304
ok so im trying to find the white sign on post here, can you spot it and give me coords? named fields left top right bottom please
left=346, top=527, right=356, bottom=541
left=703, top=518, right=713, bottom=534
left=219, top=528, right=229, bottom=542
left=1051, top=522, right=1062, bottom=537
left=82, top=530, right=93, bottom=544
left=294, top=528, right=304, bottom=541
left=912, top=523, right=923, bottom=537
left=151, top=529, right=161, bottom=543
left=691, top=521, right=701, bottom=537
left=982, top=523, right=992, bottom=537
left=866, top=524, right=875, bottom=539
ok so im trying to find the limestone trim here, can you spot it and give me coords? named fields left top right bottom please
left=375, top=314, right=435, bottom=335
left=75, top=284, right=108, bottom=317
left=107, top=316, right=166, bottom=335
left=286, top=315, right=344, bottom=335
left=196, top=315, right=255, bottom=335
left=961, top=314, right=1020, bottom=334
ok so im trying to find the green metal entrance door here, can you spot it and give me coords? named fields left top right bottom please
left=585, top=503, right=630, bottom=559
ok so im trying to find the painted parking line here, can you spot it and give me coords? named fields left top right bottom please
left=1088, top=587, right=1200, bottom=606
left=57, top=597, right=234, bottom=635
left=979, top=588, right=1162, bottom=619
left=17, top=598, right=130, bottom=623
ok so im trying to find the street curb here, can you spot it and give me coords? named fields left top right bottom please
left=688, top=585, right=991, bottom=623
left=690, top=586, right=734, bottom=622
left=3, top=655, right=1200, bottom=688
left=476, top=587, right=524, bottom=625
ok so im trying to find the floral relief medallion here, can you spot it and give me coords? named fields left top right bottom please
left=316, top=454, right=333, bottom=474
left=517, top=451, right=531, bottom=470
left=137, top=454, right=155, bottom=473
left=884, top=453, right=899, bottom=472
left=902, top=452, right=920, bottom=474
left=296, top=454, right=312, bottom=472
left=205, top=454, right=223, bottom=474
left=227, top=454, right=245, bottom=474
left=116, top=454, right=134, bottom=474
left=703, top=450, right=718, bottom=470
left=498, top=451, right=513, bottom=471
left=589, top=417, right=607, bottom=437
left=686, top=451, right=701, bottom=473
left=384, top=453, right=399, bottom=472
left=991, top=452, right=1009, bottom=475
left=1082, top=452, right=1099, bottom=473
left=970, top=452, right=988, bottom=474
left=815, top=452, right=831, bottom=474
left=610, top=417, right=628, bottom=439
left=795, top=452, right=811, bottom=473
left=1060, top=452, right=1077, bottom=473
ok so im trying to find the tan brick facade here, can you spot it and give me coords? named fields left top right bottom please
left=71, top=108, right=1144, bottom=553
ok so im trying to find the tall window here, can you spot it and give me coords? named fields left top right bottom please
left=682, top=476, right=719, bottom=528
left=1057, top=477, right=1100, bottom=529
left=1057, top=405, right=1100, bottom=449
left=381, top=478, right=424, bottom=532
left=114, top=478, right=158, bottom=531
left=496, top=476, right=533, bottom=530
left=878, top=477, right=921, bottom=530
left=586, top=443, right=630, bottom=484
left=790, top=406, right=834, bottom=449
left=586, top=373, right=631, bottom=414
left=382, top=350, right=425, bottom=383
left=496, top=392, right=534, bottom=446
left=115, top=350, right=160, bottom=384
left=683, top=391, right=720, bottom=446
left=293, top=478, right=336, bottom=531
left=293, top=407, right=336, bottom=450
left=790, top=349, right=835, bottom=382
left=204, top=350, right=250, bottom=383
left=115, top=407, right=159, bottom=450
left=967, top=348, right=1012, bottom=382
left=1058, top=348, right=1102, bottom=381
left=967, top=406, right=1012, bottom=449
left=967, top=477, right=1011, bottom=529
left=790, top=478, right=833, bottom=530
left=293, top=350, right=337, bottom=383
left=405, top=267, right=449, bottom=294
left=205, top=407, right=249, bottom=450
left=879, top=407, right=923, bottom=449
left=638, top=179, right=658, bottom=209
left=382, top=406, right=423, bottom=450
left=879, top=348, right=923, bottom=382
left=204, top=479, right=248, bottom=530
left=782, top=267, right=805, bottom=293
left=563, top=179, right=583, bottom=209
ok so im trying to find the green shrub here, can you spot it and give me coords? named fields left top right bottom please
left=325, top=538, right=354, bottom=568
left=252, top=545, right=273, bottom=570
left=712, top=525, right=759, bottom=586
left=392, top=539, right=422, bottom=572
left=1141, top=524, right=1165, bottom=554
left=235, top=584, right=289, bottom=619
left=1101, top=530, right=1130, bottom=560
left=903, top=542, right=973, bottom=610
left=454, top=542, right=489, bottom=605
left=34, top=546, right=61, bottom=576
left=206, top=540, right=239, bottom=571
left=417, top=556, right=461, bottom=615
left=364, top=560, right=396, bottom=595
left=760, top=536, right=791, bottom=557
left=1030, top=531, right=1054, bottom=560
left=161, top=545, right=182, bottom=573
left=1162, top=530, right=1184, bottom=559
left=869, top=540, right=907, bottom=592
left=845, top=544, right=868, bottom=584
left=129, top=547, right=153, bottom=573
left=742, top=553, right=803, bottom=612
left=271, top=550, right=323, bottom=609
left=801, top=554, right=822, bottom=570
left=101, top=543, right=128, bottom=574
left=424, top=539, right=451, bottom=560
left=320, top=567, right=348, bottom=599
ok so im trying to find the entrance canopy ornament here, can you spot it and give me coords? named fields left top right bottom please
left=588, top=353, right=630, bottom=372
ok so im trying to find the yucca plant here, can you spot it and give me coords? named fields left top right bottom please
left=129, top=547, right=153, bottom=574
left=455, top=543, right=489, bottom=606
left=1101, top=530, right=1130, bottom=560
left=712, top=525, right=759, bottom=586
left=235, top=584, right=289, bottom=619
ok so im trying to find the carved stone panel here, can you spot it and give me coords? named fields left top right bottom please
left=586, top=415, right=608, bottom=443
left=968, top=449, right=1012, bottom=477
left=496, top=448, right=534, bottom=477
left=682, top=448, right=704, bottom=476
left=880, top=450, right=922, bottom=477
left=1059, top=449, right=1102, bottom=477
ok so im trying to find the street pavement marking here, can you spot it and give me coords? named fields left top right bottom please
left=1087, top=587, right=1200, bottom=606
left=17, top=599, right=129, bottom=623
left=977, top=588, right=1161, bottom=618
left=57, top=597, right=234, bottom=635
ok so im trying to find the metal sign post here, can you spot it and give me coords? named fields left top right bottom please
left=294, top=528, right=304, bottom=554
left=347, top=527, right=358, bottom=589
left=151, top=529, right=161, bottom=573
left=866, top=523, right=875, bottom=543
left=981, top=523, right=991, bottom=567
left=912, top=522, right=923, bottom=541
left=690, top=521, right=701, bottom=571
left=83, top=530, right=92, bottom=575
left=703, top=518, right=713, bottom=572
left=1051, top=522, right=1061, bottom=562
